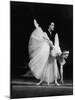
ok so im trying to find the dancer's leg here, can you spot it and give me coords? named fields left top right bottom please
left=55, top=79, right=60, bottom=86
left=47, top=79, right=50, bottom=86
left=54, top=59, right=60, bottom=86
left=60, top=65, right=64, bottom=84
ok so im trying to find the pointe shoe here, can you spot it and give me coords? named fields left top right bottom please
left=60, top=80, right=64, bottom=84
left=36, top=82, right=40, bottom=85
left=36, top=81, right=42, bottom=85
left=55, top=81, right=60, bottom=86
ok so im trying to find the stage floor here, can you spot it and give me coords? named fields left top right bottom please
left=11, top=79, right=73, bottom=99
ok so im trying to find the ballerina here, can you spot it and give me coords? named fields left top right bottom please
left=57, top=51, right=69, bottom=84
left=28, top=19, right=62, bottom=86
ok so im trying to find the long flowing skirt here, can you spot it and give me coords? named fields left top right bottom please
left=28, top=26, right=60, bottom=84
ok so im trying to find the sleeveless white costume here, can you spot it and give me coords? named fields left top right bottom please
left=28, top=20, right=62, bottom=84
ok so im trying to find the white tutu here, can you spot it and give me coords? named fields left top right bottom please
left=28, top=20, right=61, bottom=84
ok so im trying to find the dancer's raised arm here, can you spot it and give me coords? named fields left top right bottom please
left=34, top=19, right=39, bottom=28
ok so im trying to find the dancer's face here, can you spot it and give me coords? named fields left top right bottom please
left=49, top=22, right=55, bottom=31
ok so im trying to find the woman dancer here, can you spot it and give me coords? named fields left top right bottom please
left=28, top=19, right=61, bottom=86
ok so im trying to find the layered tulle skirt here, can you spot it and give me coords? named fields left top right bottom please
left=28, top=23, right=60, bottom=84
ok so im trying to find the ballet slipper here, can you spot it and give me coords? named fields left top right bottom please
left=60, top=80, right=64, bottom=84
left=55, top=81, right=60, bottom=86
left=36, top=81, right=42, bottom=85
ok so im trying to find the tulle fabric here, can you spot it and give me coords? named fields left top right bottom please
left=28, top=23, right=60, bottom=84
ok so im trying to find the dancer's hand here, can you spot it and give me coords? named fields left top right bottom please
left=49, top=40, right=54, bottom=48
left=34, top=19, right=39, bottom=28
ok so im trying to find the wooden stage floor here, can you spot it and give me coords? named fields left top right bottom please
left=11, top=79, right=73, bottom=99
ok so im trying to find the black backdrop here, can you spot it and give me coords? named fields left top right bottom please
left=11, top=1, right=73, bottom=80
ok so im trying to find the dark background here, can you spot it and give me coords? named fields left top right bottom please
left=11, top=1, right=73, bottom=80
